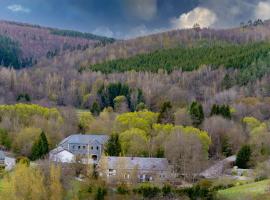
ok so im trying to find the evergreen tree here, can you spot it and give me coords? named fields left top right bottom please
left=98, top=83, right=132, bottom=109
left=0, top=128, right=11, bottom=149
left=136, top=102, right=147, bottom=111
left=90, top=101, right=101, bottom=116
left=210, top=104, right=231, bottom=119
left=236, top=145, right=252, bottom=169
left=105, top=134, right=121, bottom=156
left=210, top=104, right=219, bottom=116
left=30, top=131, right=49, bottom=160
left=221, top=136, right=233, bottom=157
left=157, top=101, right=174, bottom=124
left=16, top=93, right=31, bottom=102
left=224, top=105, right=231, bottom=119
left=222, top=74, right=234, bottom=89
left=189, top=101, right=204, bottom=127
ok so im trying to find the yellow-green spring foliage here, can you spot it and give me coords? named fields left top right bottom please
left=0, top=103, right=63, bottom=126
left=115, top=110, right=211, bottom=157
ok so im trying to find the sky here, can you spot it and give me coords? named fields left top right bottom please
left=0, top=0, right=270, bottom=39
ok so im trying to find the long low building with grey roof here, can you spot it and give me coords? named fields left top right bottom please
left=98, top=156, right=171, bottom=183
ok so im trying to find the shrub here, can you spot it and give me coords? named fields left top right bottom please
left=95, top=186, right=107, bottom=200
left=162, top=184, right=172, bottom=196
left=117, top=183, right=130, bottom=195
left=178, top=180, right=216, bottom=200
left=134, top=184, right=161, bottom=199
left=255, top=176, right=267, bottom=182
left=16, top=156, right=30, bottom=166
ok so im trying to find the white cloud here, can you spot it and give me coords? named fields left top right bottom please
left=93, top=27, right=114, bottom=38
left=125, top=0, right=157, bottom=21
left=171, top=7, right=217, bottom=29
left=255, top=1, right=270, bottom=20
left=7, top=4, right=31, bottom=13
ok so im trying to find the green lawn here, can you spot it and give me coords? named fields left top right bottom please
left=217, top=179, right=270, bottom=200
left=0, top=178, right=3, bottom=191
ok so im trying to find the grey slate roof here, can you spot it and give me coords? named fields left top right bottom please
left=104, top=156, right=169, bottom=171
left=0, top=151, right=5, bottom=160
left=59, top=134, right=109, bottom=145
left=50, top=146, right=70, bottom=155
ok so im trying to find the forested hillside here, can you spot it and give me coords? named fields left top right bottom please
left=2, top=18, right=270, bottom=200
left=88, top=41, right=270, bottom=85
left=0, top=35, right=21, bottom=67
left=0, top=20, right=115, bottom=68
left=50, top=29, right=115, bottom=44
left=37, top=19, right=270, bottom=72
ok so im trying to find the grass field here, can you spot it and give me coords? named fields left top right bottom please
left=217, top=179, right=270, bottom=200
left=0, top=179, right=3, bottom=191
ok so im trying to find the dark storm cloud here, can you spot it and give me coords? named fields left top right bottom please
left=0, top=0, right=269, bottom=38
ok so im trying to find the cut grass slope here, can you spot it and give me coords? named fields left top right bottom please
left=217, top=179, right=270, bottom=199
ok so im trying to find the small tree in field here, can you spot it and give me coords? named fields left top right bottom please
left=236, top=145, right=252, bottom=169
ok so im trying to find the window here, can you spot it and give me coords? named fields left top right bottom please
left=83, top=146, right=86, bottom=149
left=108, top=169, right=116, bottom=176
left=92, top=155, right=97, bottom=160
left=78, top=146, right=81, bottom=149
left=91, top=146, right=93, bottom=150
left=124, top=174, right=130, bottom=179
left=72, top=145, right=75, bottom=149
left=96, top=146, right=99, bottom=150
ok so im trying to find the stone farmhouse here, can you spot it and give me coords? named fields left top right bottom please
left=49, top=134, right=109, bottom=163
left=50, top=134, right=172, bottom=183
left=98, top=156, right=171, bottom=183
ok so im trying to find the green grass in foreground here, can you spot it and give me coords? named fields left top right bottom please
left=0, top=178, right=3, bottom=191
left=217, top=179, right=270, bottom=200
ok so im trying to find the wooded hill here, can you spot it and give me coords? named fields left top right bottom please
left=0, top=20, right=115, bottom=69
left=34, top=19, right=270, bottom=73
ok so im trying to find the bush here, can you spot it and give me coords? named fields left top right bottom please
left=178, top=180, right=216, bottom=200
left=255, top=176, right=267, bottom=182
left=236, top=145, right=252, bottom=169
left=134, top=184, right=161, bottom=199
left=16, top=156, right=30, bottom=166
left=95, top=186, right=107, bottom=200
left=162, top=184, right=172, bottom=196
left=211, top=177, right=236, bottom=191
left=117, top=183, right=130, bottom=195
